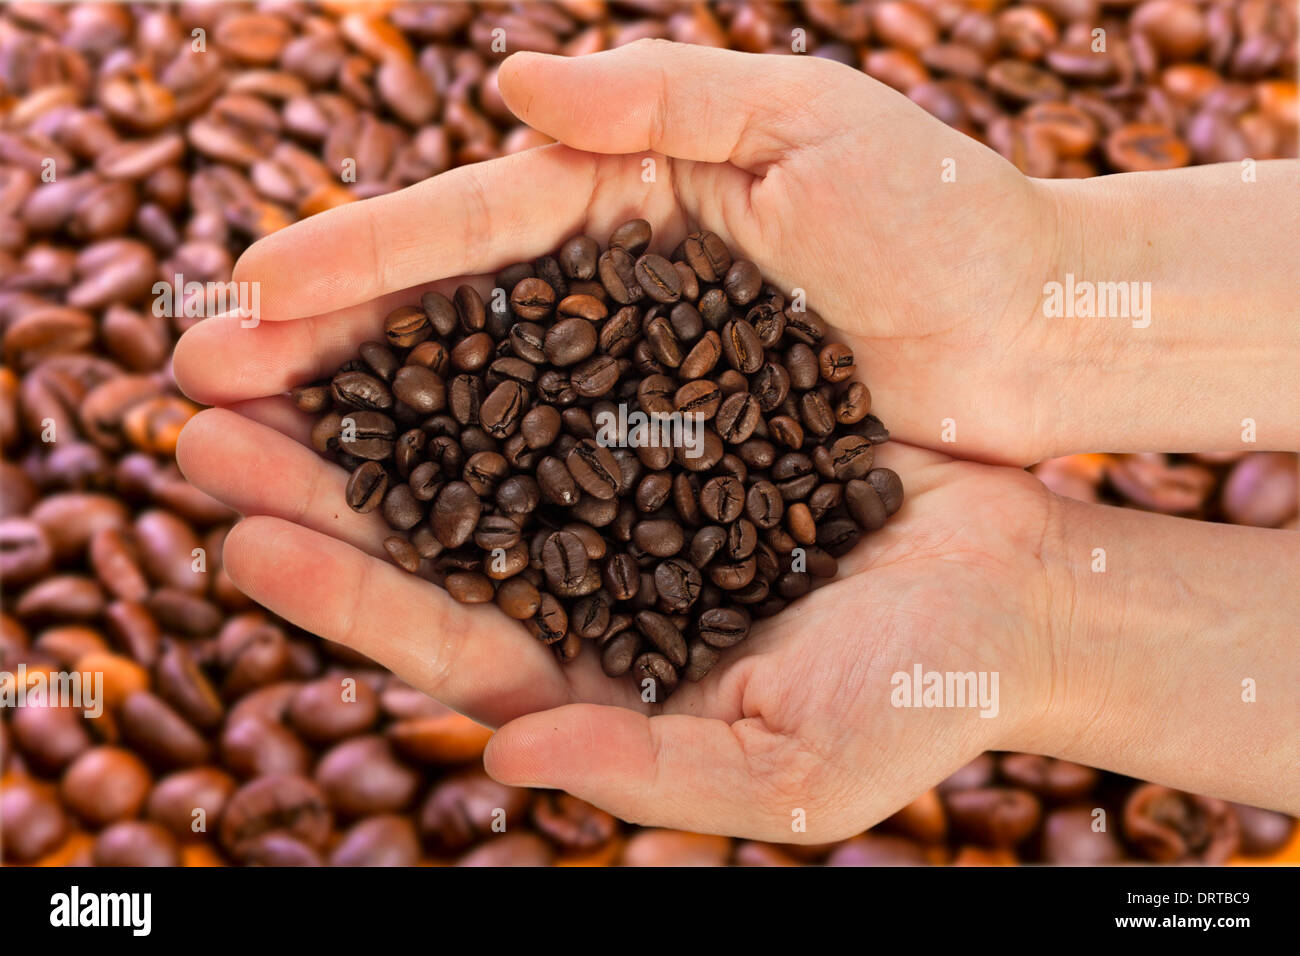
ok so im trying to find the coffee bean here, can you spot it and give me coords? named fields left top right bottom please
left=559, top=235, right=598, bottom=279
left=682, top=231, right=731, bottom=283
left=632, top=651, right=678, bottom=700
left=332, top=370, right=392, bottom=411
left=453, top=284, right=486, bottom=332
left=721, top=319, right=763, bottom=374
left=566, top=439, right=621, bottom=500
left=723, top=260, right=762, bottom=305
left=609, top=218, right=651, bottom=256
left=597, top=247, right=642, bottom=304
left=600, top=631, right=640, bottom=677
left=392, top=365, right=446, bottom=414
left=635, top=253, right=682, bottom=304
left=384, top=305, right=431, bottom=348
left=697, top=606, right=750, bottom=648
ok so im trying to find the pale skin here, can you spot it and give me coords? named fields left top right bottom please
left=172, top=42, right=1300, bottom=841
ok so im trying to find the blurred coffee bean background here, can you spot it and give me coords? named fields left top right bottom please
left=0, top=1, right=1296, bottom=867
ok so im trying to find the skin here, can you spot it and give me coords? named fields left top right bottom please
left=173, top=42, right=1300, bottom=841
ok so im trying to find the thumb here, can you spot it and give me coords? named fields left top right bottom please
left=483, top=702, right=813, bottom=840
left=497, top=39, right=854, bottom=170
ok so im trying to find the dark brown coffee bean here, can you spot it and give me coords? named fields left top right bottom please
left=867, top=468, right=904, bottom=515
left=478, top=380, right=527, bottom=439
left=609, top=218, right=651, bottom=256
left=723, top=260, right=762, bottom=306
left=634, top=610, right=687, bottom=667
left=392, top=365, right=446, bottom=414
left=600, top=631, right=640, bottom=677
left=632, top=651, right=678, bottom=700
left=700, top=476, right=745, bottom=524
left=715, top=391, right=761, bottom=443
left=453, top=284, right=486, bottom=332
left=697, top=606, right=751, bottom=648
left=559, top=235, right=599, bottom=279
left=721, top=319, right=763, bottom=374
left=332, top=370, right=392, bottom=411
left=566, top=439, right=621, bottom=500
left=682, top=231, right=732, bottom=283
left=420, top=291, right=458, bottom=337
left=635, top=253, right=682, bottom=304
left=430, top=481, right=480, bottom=548
left=384, top=305, right=430, bottom=348
left=653, top=558, right=702, bottom=613
left=510, top=276, right=556, bottom=320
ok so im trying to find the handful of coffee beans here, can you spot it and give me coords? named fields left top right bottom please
left=299, top=221, right=902, bottom=698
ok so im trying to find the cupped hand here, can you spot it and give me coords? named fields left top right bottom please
left=173, top=41, right=1064, bottom=841
left=176, top=40, right=1059, bottom=466
left=178, top=404, right=1058, bottom=841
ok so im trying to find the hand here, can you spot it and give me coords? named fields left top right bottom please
left=175, top=40, right=1061, bottom=466
left=172, top=40, right=1069, bottom=841
left=177, top=403, right=1058, bottom=839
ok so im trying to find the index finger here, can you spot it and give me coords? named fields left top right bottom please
left=232, top=144, right=600, bottom=324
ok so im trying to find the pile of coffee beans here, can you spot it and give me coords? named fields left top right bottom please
left=300, top=221, right=902, bottom=696
left=1, top=2, right=1295, bottom=867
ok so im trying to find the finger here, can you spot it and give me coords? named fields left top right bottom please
left=172, top=280, right=444, bottom=406
left=226, top=395, right=313, bottom=446
left=485, top=704, right=805, bottom=839
left=176, top=407, right=389, bottom=559
left=231, top=145, right=600, bottom=322
left=498, top=41, right=853, bottom=170
left=223, top=515, right=569, bottom=724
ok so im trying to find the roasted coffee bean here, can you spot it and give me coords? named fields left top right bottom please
left=392, top=365, right=446, bottom=414
left=545, top=317, right=598, bottom=367
left=542, top=530, right=589, bottom=593
left=600, top=631, right=639, bottom=677
left=867, top=468, right=905, bottom=515
left=716, top=391, right=761, bottom=443
left=529, top=592, right=568, bottom=645
left=635, top=253, right=682, bottom=304
left=653, top=558, right=702, bottom=613
left=946, top=788, right=1043, bottom=847
left=384, top=305, right=430, bottom=348
left=566, top=439, right=621, bottom=500
left=836, top=382, right=872, bottom=424
left=700, top=476, right=745, bottom=523
left=598, top=247, right=642, bottom=304
left=819, top=343, right=855, bottom=382
left=559, top=235, right=599, bottom=280
left=697, top=606, right=750, bottom=648
left=609, top=219, right=652, bottom=256
left=721, top=319, right=763, bottom=374
left=430, top=481, right=480, bottom=548
left=632, top=518, right=685, bottom=558
left=454, top=285, right=486, bottom=332
left=723, top=260, right=762, bottom=306
left=634, top=611, right=687, bottom=668
left=632, top=651, right=678, bottom=700
left=420, top=291, right=459, bottom=338
left=682, top=231, right=732, bottom=283
left=510, top=277, right=556, bottom=320
left=603, top=552, right=641, bottom=601
left=479, top=381, right=527, bottom=438
left=1122, top=785, right=1239, bottom=862
left=332, top=371, right=392, bottom=411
